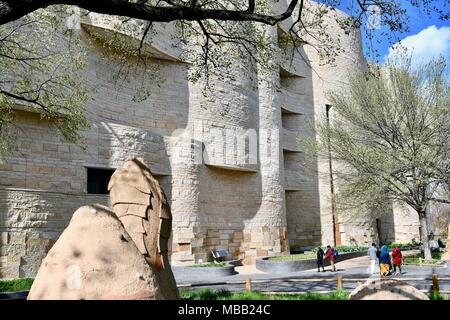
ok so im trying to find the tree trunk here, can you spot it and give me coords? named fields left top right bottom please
left=418, top=212, right=432, bottom=260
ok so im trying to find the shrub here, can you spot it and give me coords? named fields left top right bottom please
left=0, top=278, right=34, bottom=292
left=429, top=293, right=449, bottom=300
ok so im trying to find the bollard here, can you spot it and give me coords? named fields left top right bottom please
left=432, top=274, right=440, bottom=295
left=245, top=278, right=252, bottom=292
left=337, top=275, right=343, bottom=291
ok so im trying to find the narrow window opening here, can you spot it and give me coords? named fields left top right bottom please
left=87, top=168, right=115, bottom=194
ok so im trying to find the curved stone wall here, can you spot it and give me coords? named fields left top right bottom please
left=305, top=2, right=368, bottom=247
left=0, top=1, right=404, bottom=278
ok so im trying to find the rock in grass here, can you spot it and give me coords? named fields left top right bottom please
left=349, top=279, right=429, bottom=300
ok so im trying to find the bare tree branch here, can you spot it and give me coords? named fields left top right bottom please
left=0, top=0, right=300, bottom=26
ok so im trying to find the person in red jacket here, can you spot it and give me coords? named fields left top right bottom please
left=392, top=247, right=403, bottom=274
left=324, top=245, right=336, bottom=272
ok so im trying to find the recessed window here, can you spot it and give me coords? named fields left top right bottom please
left=86, top=168, right=115, bottom=194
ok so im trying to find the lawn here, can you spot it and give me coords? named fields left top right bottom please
left=188, top=262, right=228, bottom=268
left=266, top=246, right=368, bottom=262
left=0, top=278, right=34, bottom=292
left=267, top=252, right=317, bottom=262
left=180, top=288, right=349, bottom=300
left=0, top=279, right=447, bottom=300
left=403, top=251, right=444, bottom=266
left=180, top=288, right=447, bottom=300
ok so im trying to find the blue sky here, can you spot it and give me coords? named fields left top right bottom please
left=361, top=2, right=450, bottom=65
left=333, top=1, right=450, bottom=66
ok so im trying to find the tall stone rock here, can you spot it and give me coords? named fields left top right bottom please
left=108, top=158, right=178, bottom=292
left=28, top=204, right=179, bottom=299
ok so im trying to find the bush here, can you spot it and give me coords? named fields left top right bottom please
left=429, top=293, right=449, bottom=300
left=334, top=246, right=368, bottom=253
left=0, top=278, right=34, bottom=292
left=387, top=242, right=421, bottom=249
left=310, top=246, right=368, bottom=254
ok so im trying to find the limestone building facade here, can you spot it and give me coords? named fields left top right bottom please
left=0, top=1, right=422, bottom=278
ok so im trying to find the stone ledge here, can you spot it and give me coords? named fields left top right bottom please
left=0, top=291, right=28, bottom=300
left=173, top=261, right=237, bottom=282
left=0, top=187, right=109, bottom=197
left=80, top=19, right=185, bottom=63
left=205, top=163, right=258, bottom=173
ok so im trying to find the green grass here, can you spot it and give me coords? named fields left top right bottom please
left=403, top=251, right=443, bottom=265
left=188, top=262, right=228, bottom=268
left=0, top=278, right=34, bottom=292
left=429, top=293, right=449, bottom=300
left=180, top=288, right=349, bottom=300
left=334, top=246, right=368, bottom=253
left=268, top=245, right=371, bottom=262
left=267, top=252, right=317, bottom=262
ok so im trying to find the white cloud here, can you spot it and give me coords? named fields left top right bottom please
left=385, top=25, right=450, bottom=67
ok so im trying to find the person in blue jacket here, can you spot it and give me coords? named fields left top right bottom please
left=379, top=245, right=391, bottom=276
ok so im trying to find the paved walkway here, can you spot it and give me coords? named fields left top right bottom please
left=175, top=254, right=450, bottom=293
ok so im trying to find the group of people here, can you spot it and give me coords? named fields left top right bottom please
left=316, top=245, right=338, bottom=272
left=368, top=243, right=404, bottom=276
left=315, top=243, right=405, bottom=276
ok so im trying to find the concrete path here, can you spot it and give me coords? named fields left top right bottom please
left=175, top=254, right=450, bottom=294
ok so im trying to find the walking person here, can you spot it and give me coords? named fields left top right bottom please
left=324, top=245, right=336, bottom=272
left=379, top=245, right=391, bottom=276
left=317, top=247, right=325, bottom=272
left=367, top=243, right=378, bottom=274
left=392, top=247, right=403, bottom=274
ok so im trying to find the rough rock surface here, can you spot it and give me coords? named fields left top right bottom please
left=27, top=204, right=179, bottom=300
left=108, top=158, right=174, bottom=272
left=349, top=279, right=429, bottom=300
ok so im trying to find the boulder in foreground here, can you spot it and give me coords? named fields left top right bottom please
left=28, top=204, right=179, bottom=300
left=349, top=278, right=429, bottom=300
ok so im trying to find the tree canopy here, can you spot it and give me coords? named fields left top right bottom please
left=315, top=56, right=449, bottom=258
left=0, top=0, right=448, bottom=156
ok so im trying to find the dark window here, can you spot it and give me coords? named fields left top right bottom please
left=376, top=218, right=382, bottom=243
left=87, top=168, right=115, bottom=194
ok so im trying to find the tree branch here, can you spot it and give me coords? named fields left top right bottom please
left=0, top=0, right=299, bottom=26
left=428, top=197, right=450, bottom=205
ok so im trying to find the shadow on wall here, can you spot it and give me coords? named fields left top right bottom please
left=377, top=205, right=396, bottom=245
left=93, top=47, right=191, bottom=261
left=197, top=165, right=263, bottom=261
left=193, top=53, right=264, bottom=263
left=282, top=44, right=322, bottom=252
left=88, top=23, right=191, bottom=204
left=191, top=37, right=322, bottom=262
